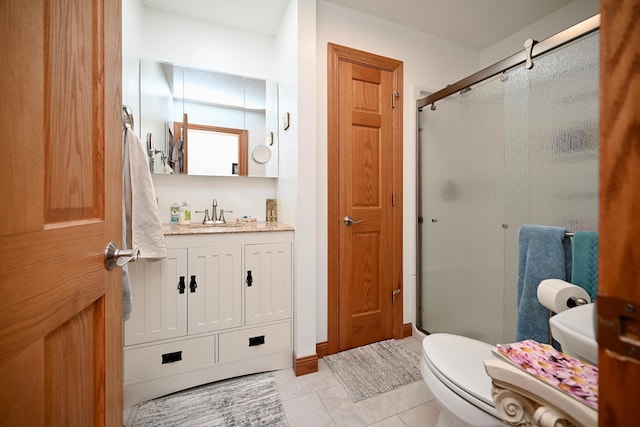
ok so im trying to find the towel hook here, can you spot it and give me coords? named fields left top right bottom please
left=122, top=105, right=134, bottom=130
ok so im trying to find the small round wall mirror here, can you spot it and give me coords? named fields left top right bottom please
left=252, top=145, right=271, bottom=164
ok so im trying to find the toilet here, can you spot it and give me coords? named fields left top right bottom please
left=419, top=333, right=503, bottom=427
left=420, top=305, right=599, bottom=427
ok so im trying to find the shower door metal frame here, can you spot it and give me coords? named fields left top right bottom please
left=417, top=14, right=600, bottom=109
left=415, top=14, right=601, bottom=335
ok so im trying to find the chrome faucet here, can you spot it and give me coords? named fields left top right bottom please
left=211, top=199, right=219, bottom=223
left=218, top=209, right=233, bottom=223
left=195, top=209, right=213, bottom=224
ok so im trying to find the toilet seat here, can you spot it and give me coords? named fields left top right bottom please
left=422, top=333, right=498, bottom=416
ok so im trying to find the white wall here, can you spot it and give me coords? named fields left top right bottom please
left=480, top=0, right=600, bottom=67
left=314, top=1, right=480, bottom=342
left=275, top=0, right=318, bottom=360
left=122, top=0, right=144, bottom=123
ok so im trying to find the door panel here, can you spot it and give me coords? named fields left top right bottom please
left=188, top=246, right=242, bottom=334
left=245, top=243, right=293, bottom=325
left=598, top=0, right=640, bottom=424
left=328, top=44, right=403, bottom=353
left=0, top=0, right=122, bottom=424
left=125, top=249, right=188, bottom=345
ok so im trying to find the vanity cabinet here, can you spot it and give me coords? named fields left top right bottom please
left=123, top=228, right=293, bottom=406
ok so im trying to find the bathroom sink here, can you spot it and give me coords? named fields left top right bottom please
left=181, top=222, right=243, bottom=228
left=549, top=303, right=598, bottom=365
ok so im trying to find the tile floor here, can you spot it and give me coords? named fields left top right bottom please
left=124, top=336, right=440, bottom=427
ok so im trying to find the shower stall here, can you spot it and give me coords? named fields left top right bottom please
left=416, top=16, right=600, bottom=344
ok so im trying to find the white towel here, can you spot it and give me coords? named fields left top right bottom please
left=123, top=127, right=167, bottom=259
left=122, top=127, right=167, bottom=320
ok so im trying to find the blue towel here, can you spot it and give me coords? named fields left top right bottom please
left=571, top=231, right=598, bottom=302
left=517, top=225, right=572, bottom=344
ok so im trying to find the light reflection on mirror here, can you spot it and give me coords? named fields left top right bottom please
left=139, top=59, right=278, bottom=178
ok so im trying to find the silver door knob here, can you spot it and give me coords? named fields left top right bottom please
left=104, top=241, right=140, bottom=270
left=344, top=216, right=364, bottom=226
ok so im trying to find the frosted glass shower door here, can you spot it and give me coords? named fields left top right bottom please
left=419, top=78, right=506, bottom=344
left=418, top=31, right=599, bottom=345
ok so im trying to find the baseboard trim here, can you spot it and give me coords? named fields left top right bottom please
left=316, top=341, right=329, bottom=359
left=403, top=323, right=413, bottom=338
left=293, top=353, right=318, bottom=376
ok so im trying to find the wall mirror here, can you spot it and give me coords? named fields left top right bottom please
left=140, top=59, right=279, bottom=177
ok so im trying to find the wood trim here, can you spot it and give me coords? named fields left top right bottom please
left=327, top=44, right=340, bottom=356
left=316, top=341, right=329, bottom=359
left=293, top=353, right=318, bottom=377
left=402, top=323, right=413, bottom=338
left=177, top=118, right=248, bottom=176
left=598, top=1, right=640, bottom=425
left=327, top=43, right=403, bottom=355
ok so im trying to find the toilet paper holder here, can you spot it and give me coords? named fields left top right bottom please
left=537, top=279, right=592, bottom=313
left=567, top=296, right=589, bottom=308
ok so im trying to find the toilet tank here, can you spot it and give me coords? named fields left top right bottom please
left=549, top=303, right=598, bottom=365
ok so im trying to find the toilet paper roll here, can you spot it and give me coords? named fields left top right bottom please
left=537, top=279, right=591, bottom=313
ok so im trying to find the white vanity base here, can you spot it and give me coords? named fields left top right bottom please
left=123, top=226, right=294, bottom=407
left=124, top=344, right=291, bottom=407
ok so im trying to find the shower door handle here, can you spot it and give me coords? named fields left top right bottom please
left=344, top=216, right=364, bottom=226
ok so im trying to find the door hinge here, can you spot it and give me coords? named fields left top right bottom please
left=598, top=295, right=640, bottom=361
left=392, top=91, right=400, bottom=108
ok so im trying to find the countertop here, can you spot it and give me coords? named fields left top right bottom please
left=163, top=221, right=294, bottom=236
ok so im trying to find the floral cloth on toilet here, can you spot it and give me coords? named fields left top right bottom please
left=495, top=340, right=598, bottom=410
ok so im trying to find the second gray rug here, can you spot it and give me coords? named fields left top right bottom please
left=324, top=339, right=422, bottom=402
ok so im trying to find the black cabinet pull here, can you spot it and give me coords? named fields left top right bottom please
left=177, top=276, right=186, bottom=294
left=189, top=275, right=198, bottom=293
left=161, top=351, right=182, bottom=364
left=246, top=270, right=253, bottom=287
left=249, top=335, right=265, bottom=346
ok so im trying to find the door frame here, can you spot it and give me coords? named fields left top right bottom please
left=327, top=43, right=403, bottom=355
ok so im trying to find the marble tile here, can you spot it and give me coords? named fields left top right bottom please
left=353, top=381, right=435, bottom=425
left=282, top=392, right=337, bottom=427
left=123, top=405, right=137, bottom=427
left=317, top=384, right=369, bottom=427
left=397, top=400, right=441, bottom=427
left=317, top=379, right=435, bottom=427
left=397, top=336, right=423, bottom=357
left=274, top=359, right=341, bottom=401
left=367, top=415, right=407, bottom=427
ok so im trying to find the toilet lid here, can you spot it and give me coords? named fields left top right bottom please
left=422, top=333, right=496, bottom=408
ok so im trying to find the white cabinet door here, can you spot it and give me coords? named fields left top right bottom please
left=245, top=243, right=292, bottom=325
left=188, top=245, right=242, bottom=334
left=125, top=248, right=188, bottom=346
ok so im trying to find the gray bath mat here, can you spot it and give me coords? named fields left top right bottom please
left=130, top=373, right=288, bottom=427
left=324, top=339, right=422, bottom=402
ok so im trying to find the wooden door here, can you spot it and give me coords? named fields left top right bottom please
left=598, top=0, right=640, bottom=424
left=0, top=0, right=122, bottom=425
left=328, top=44, right=403, bottom=352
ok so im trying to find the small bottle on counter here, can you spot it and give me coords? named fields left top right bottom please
left=170, top=202, right=180, bottom=223
left=178, top=201, right=191, bottom=225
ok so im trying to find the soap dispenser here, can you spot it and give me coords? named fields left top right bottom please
left=170, top=202, right=180, bottom=223
left=178, top=201, right=191, bottom=225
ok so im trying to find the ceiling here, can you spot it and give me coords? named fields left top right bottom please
left=142, top=0, right=578, bottom=50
